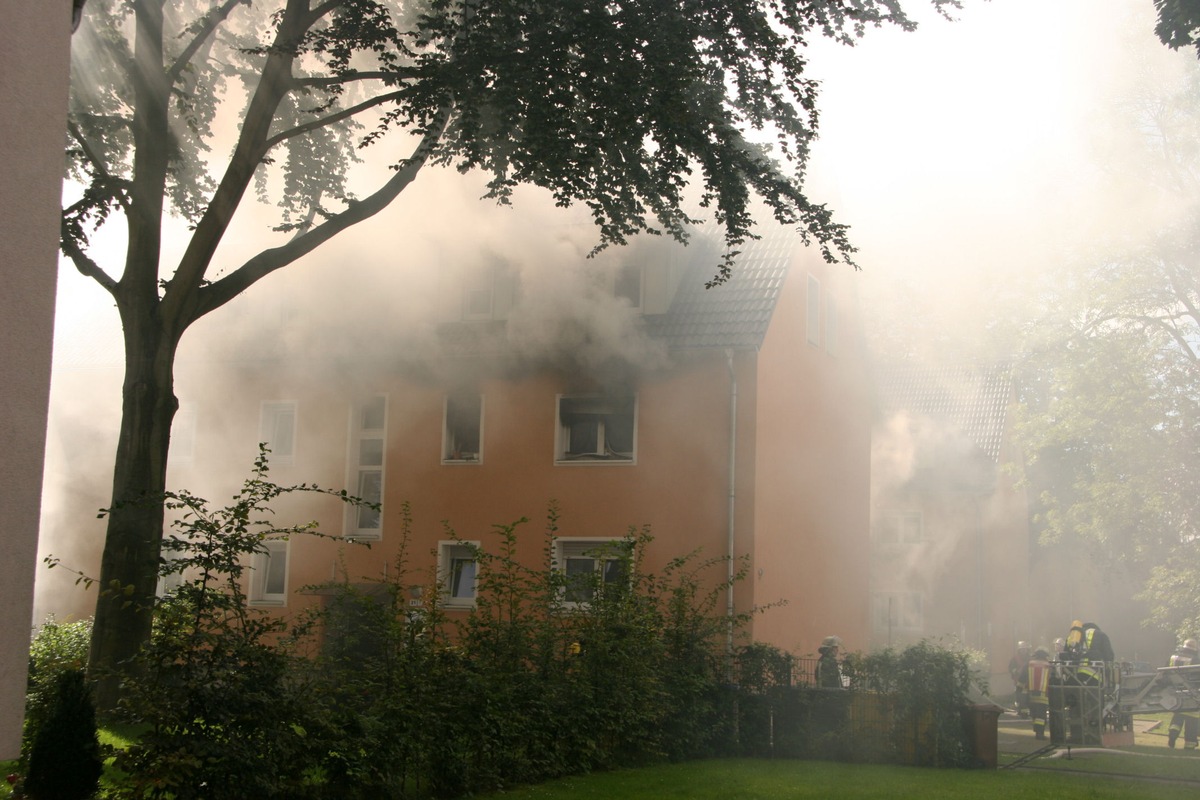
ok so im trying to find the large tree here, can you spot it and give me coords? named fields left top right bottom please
left=64, top=0, right=960, bottom=708
left=1013, top=43, right=1200, bottom=643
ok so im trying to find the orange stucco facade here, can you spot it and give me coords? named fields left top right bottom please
left=168, top=237, right=871, bottom=658
left=38, top=231, right=872, bottom=664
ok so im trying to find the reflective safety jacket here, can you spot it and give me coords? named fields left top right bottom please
left=1027, top=658, right=1052, bottom=702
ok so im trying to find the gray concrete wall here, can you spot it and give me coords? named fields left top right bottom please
left=0, top=1, right=71, bottom=760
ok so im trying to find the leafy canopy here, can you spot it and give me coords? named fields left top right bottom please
left=64, top=0, right=963, bottom=303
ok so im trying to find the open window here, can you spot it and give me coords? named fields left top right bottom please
left=346, top=395, right=386, bottom=540
left=250, top=539, right=288, bottom=606
left=442, top=393, right=483, bottom=463
left=555, top=395, right=636, bottom=463
left=439, top=541, right=479, bottom=608
left=556, top=539, right=632, bottom=605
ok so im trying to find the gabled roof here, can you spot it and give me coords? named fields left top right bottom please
left=644, top=227, right=793, bottom=351
left=874, top=362, right=1013, bottom=462
left=435, top=225, right=798, bottom=359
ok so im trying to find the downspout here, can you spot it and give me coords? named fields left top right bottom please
left=726, top=349, right=738, bottom=662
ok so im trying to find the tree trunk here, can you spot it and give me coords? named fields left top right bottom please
left=87, top=320, right=179, bottom=712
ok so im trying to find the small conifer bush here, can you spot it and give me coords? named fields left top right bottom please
left=23, top=668, right=103, bottom=800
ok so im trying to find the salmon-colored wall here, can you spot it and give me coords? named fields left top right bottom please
left=37, top=246, right=874, bottom=668
left=750, top=252, right=872, bottom=657
left=160, top=353, right=747, bottom=634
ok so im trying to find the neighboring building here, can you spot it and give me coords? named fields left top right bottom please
left=869, top=363, right=1031, bottom=681
left=0, top=2, right=71, bottom=759
left=146, top=225, right=874, bottom=659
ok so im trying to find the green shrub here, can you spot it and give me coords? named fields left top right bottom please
left=105, top=447, right=368, bottom=799
left=309, top=507, right=751, bottom=797
left=844, top=639, right=978, bottom=766
left=90, top=452, right=757, bottom=798
left=24, top=617, right=93, bottom=748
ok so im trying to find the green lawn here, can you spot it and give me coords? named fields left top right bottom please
left=994, top=712, right=1200, bottom=783
left=480, top=758, right=1199, bottom=800
left=2, top=754, right=1195, bottom=799
left=4, top=717, right=1197, bottom=799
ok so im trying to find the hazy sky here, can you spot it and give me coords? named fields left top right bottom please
left=802, top=0, right=1190, bottom=360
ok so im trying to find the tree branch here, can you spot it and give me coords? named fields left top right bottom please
left=60, top=215, right=119, bottom=295
left=160, top=0, right=314, bottom=325
left=193, top=106, right=451, bottom=317
left=168, top=0, right=251, bottom=83
left=263, top=88, right=411, bottom=150
left=296, top=69, right=419, bottom=88
left=1134, top=313, right=1200, bottom=367
left=68, top=120, right=131, bottom=213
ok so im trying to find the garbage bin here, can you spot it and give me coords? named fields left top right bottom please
left=962, top=703, right=1005, bottom=768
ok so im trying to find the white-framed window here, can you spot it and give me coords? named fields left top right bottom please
left=806, top=274, right=821, bottom=347
left=555, top=394, right=636, bottom=463
left=260, top=401, right=297, bottom=466
left=169, top=405, right=197, bottom=466
left=439, top=541, right=479, bottom=607
left=346, top=395, right=386, bottom=540
left=872, top=592, right=924, bottom=631
left=825, top=300, right=839, bottom=357
left=875, top=511, right=924, bottom=544
left=555, top=538, right=632, bottom=605
left=442, top=393, right=483, bottom=463
left=250, top=539, right=289, bottom=606
left=614, top=263, right=643, bottom=310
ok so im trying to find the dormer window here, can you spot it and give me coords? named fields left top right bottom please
left=555, top=395, right=636, bottom=464
left=463, top=269, right=494, bottom=320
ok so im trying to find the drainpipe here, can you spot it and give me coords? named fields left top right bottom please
left=726, top=350, right=738, bottom=662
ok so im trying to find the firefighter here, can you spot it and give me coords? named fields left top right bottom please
left=1076, top=622, right=1115, bottom=744
left=1008, top=641, right=1031, bottom=715
left=1065, top=620, right=1085, bottom=659
left=1048, top=638, right=1067, bottom=744
left=1168, top=638, right=1199, bottom=749
left=816, top=635, right=844, bottom=688
left=1027, top=647, right=1053, bottom=740
left=1061, top=620, right=1087, bottom=743
left=1081, top=622, right=1115, bottom=665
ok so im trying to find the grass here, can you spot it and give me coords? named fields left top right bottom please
left=480, top=758, right=1199, bottom=800
left=3, top=717, right=1197, bottom=799
left=995, top=712, right=1200, bottom=783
